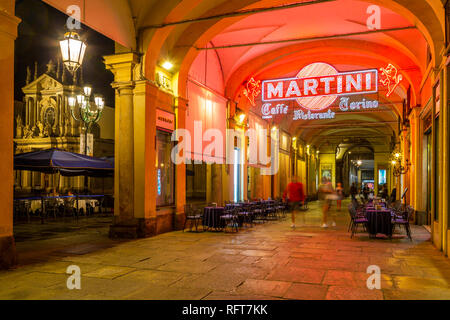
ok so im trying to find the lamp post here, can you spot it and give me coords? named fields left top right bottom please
left=68, top=86, right=104, bottom=156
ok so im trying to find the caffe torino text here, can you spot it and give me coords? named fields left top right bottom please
left=262, top=97, right=379, bottom=121
left=262, top=69, right=378, bottom=101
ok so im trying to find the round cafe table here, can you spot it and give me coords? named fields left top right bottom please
left=366, top=209, right=393, bottom=238
left=203, top=207, right=225, bottom=230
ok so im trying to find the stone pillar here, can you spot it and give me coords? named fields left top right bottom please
left=104, top=53, right=138, bottom=238
left=33, top=96, right=38, bottom=126
left=441, top=63, right=449, bottom=255
left=106, top=53, right=181, bottom=238
left=0, top=0, right=20, bottom=269
left=25, top=97, right=30, bottom=126
left=410, top=107, right=423, bottom=212
left=58, top=94, right=63, bottom=135
left=174, top=97, right=187, bottom=229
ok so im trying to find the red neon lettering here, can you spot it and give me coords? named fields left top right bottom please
left=262, top=70, right=378, bottom=101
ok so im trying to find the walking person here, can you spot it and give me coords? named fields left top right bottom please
left=350, top=182, right=357, bottom=201
left=380, top=184, right=388, bottom=201
left=318, top=178, right=336, bottom=228
left=363, top=183, right=370, bottom=201
left=336, top=182, right=344, bottom=211
left=282, top=176, right=305, bottom=229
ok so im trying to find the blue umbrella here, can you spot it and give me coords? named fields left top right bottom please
left=14, top=149, right=114, bottom=177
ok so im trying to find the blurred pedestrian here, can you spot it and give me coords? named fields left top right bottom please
left=318, top=178, right=336, bottom=228
left=350, top=182, right=357, bottom=201
left=283, top=176, right=305, bottom=229
left=336, top=182, right=344, bottom=211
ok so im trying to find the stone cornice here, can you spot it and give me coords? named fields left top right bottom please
left=0, top=9, right=20, bottom=40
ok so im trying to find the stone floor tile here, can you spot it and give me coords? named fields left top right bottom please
left=283, top=283, right=328, bottom=300
left=266, top=265, right=325, bottom=284
left=83, top=266, right=136, bottom=279
left=326, top=286, right=384, bottom=300
left=234, top=279, right=291, bottom=297
left=393, top=276, right=449, bottom=290
left=156, top=260, right=218, bottom=274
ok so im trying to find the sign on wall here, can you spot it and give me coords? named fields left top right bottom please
left=256, top=62, right=402, bottom=121
left=262, top=62, right=378, bottom=110
left=156, top=109, right=175, bottom=132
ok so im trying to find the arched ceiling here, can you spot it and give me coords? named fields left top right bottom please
left=209, top=0, right=427, bottom=84
left=41, top=0, right=445, bottom=151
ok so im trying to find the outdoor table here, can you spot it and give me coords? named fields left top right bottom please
left=203, top=207, right=225, bottom=230
left=77, top=199, right=99, bottom=213
left=30, top=199, right=42, bottom=213
left=366, top=209, right=393, bottom=238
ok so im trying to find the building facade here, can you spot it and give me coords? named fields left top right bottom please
left=13, top=59, right=114, bottom=196
left=1, top=0, right=450, bottom=268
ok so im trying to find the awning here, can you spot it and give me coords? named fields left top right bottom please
left=14, top=149, right=114, bottom=177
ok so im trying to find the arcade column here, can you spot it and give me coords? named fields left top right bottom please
left=0, top=0, right=20, bottom=269
left=104, top=53, right=141, bottom=238
left=174, top=97, right=187, bottom=229
left=409, top=107, right=423, bottom=213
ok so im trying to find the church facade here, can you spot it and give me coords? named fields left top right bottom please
left=13, top=60, right=114, bottom=196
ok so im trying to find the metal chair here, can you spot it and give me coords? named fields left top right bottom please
left=183, top=204, right=203, bottom=232
left=265, top=202, right=278, bottom=221
left=236, top=204, right=253, bottom=228
left=64, top=197, right=77, bottom=217
left=393, top=205, right=413, bottom=241
left=348, top=205, right=368, bottom=238
left=252, top=203, right=267, bottom=224
left=220, top=207, right=239, bottom=233
left=45, top=198, right=59, bottom=219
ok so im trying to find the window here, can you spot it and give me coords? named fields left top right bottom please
left=156, top=130, right=174, bottom=207
left=186, top=163, right=206, bottom=201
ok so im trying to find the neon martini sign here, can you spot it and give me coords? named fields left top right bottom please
left=257, top=62, right=396, bottom=120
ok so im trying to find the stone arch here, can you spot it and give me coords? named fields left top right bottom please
left=141, top=0, right=445, bottom=99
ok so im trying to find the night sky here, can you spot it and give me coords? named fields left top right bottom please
left=14, top=0, right=115, bottom=106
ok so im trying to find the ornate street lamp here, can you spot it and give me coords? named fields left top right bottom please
left=59, top=31, right=87, bottom=74
left=68, top=86, right=104, bottom=156
left=390, top=151, right=410, bottom=177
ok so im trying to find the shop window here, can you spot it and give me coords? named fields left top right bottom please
left=186, top=163, right=207, bottom=201
left=156, top=130, right=174, bottom=207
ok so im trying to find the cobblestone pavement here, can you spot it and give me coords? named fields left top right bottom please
left=1, top=200, right=450, bottom=300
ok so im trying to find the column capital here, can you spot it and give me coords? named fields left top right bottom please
left=104, top=52, right=139, bottom=83
left=111, top=81, right=135, bottom=93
